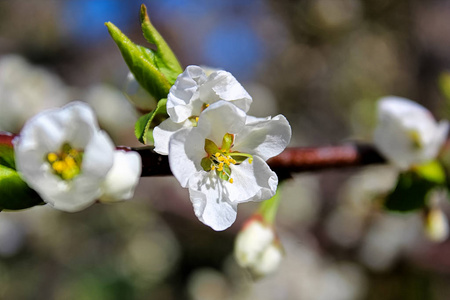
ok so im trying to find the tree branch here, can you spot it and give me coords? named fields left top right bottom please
left=3, top=132, right=387, bottom=177
left=122, top=143, right=387, bottom=177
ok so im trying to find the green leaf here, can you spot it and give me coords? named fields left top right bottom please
left=384, top=171, right=438, bottom=212
left=0, top=143, right=15, bottom=170
left=105, top=22, right=172, bottom=101
left=414, top=160, right=446, bottom=184
left=0, top=165, right=43, bottom=210
left=140, top=4, right=183, bottom=84
left=439, top=72, right=450, bottom=101
left=134, top=98, right=168, bottom=144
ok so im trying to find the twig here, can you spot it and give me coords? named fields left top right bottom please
left=4, top=132, right=387, bottom=177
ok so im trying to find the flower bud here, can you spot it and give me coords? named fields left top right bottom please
left=234, top=216, right=283, bottom=278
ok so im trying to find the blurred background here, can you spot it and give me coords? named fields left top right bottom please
left=1, top=0, right=450, bottom=299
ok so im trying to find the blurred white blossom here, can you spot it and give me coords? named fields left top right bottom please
left=123, top=72, right=157, bottom=112
left=83, top=84, right=137, bottom=138
left=14, top=102, right=141, bottom=212
left=234, top=217, right=283, bottom=278
left=0, top=55, right=69, bottom=132
left=373, top=96, right=449, bottom=169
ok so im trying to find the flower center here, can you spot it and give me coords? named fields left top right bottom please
left=46, top=142, right=83, bottom=181
left=201, top=133, right=253, bottom=183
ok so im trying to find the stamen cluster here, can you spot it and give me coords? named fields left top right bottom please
left=46, top=142, right=83, bottom=181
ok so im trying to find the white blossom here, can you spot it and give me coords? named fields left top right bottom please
left=153, top=65, right=252, bottom=154
left=234, top=217, right=283, bottom=278
left=14, top=102, right=141, bottom=212
left=167, top=101, right=291, bottom=230
left=373, top=96, right=449, bottom=169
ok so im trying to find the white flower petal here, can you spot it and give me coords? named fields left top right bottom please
left=196, top=101, right=246, bottom=145
left=169, top=128, right=205, bottom=188
left=226, top=156, right=278, bottom=203
left=153, top=118, right=193, bottom=155
left=373, top=96, right=449, bottom=169
left=234, top=114, right=291, bottom=161
left=167, top=65, right=206, bottom=123
left=100, top=150, right=142, bottom=202
left=188, top=171, right=238, bottom=231
left=199, top=70, right=252, bottom=112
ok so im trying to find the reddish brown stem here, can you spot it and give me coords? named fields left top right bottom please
left=2, top=132, right=387, bottom=177
left=129, top=143, right=386, bottom=177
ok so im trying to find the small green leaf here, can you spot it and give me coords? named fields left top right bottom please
left=0, top=144, right=15, bottom=170
left=0, top=165, right=43, bottom=210
left=140, top=4, right=183, bottom=84
left=439, top=72, right=450, bottom=101
left=204, top=139, right=220, bottom=156
left=221, top=133, right=234, bottom=152
left=414, top=160, right=446, bottom=185
left=384, top=171, right=438, bottom=212
left=135, top=113, right=153, bottom=144
left=134, top=98, right=168, bottom=144
left=105, top=22, right=172, bottom=101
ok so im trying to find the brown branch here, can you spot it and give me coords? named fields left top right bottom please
left=127, top=143, right=387, bottom=177
left=3, top=132, right=387, bottom=177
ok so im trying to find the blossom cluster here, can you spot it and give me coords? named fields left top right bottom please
left=153, top=65, right=292, bottom=231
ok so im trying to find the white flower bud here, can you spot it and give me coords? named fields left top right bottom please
left=234, top=217, right=283, bottom=278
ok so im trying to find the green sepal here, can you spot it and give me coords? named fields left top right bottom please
left=201, top=157, right=212, bottom=171
left=105, top=22, right=172, bottom=101
left=231, top=154, right=248, bottom=164
left=204, top=139, right=220, bottom=156
left=221, top=133, right=234, bottom=152
left=384, top=161, right=445, bottom=212
left=140, top=4, right=183, bottom=84
left=0, top=164, right=44, bottom=210
left=217, top=164, right=231, bottom=181
left=134, top=98, right=168, bottom=144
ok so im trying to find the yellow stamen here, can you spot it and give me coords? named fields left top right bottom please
left=47, top=153, right=58, bottom=163
left=215, top=152, right=221, bottom=158
left=205, top=104, right=209, bottom=107
left=249, top=158, right=253, bottom=164
left=218, top=156, right=225, bottom=162
left=211, top=165, right=216, bottom=171
left=195, top=117, right=199, bottom=122
left=229, top=178, right=234, bottom=184
left=52, top=161, right=66, bottom=173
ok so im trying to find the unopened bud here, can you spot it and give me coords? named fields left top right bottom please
left=234, top=216, right=283, bottom=278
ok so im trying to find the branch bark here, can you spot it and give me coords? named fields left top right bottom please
left=3, top=132, right=387, bottom=177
